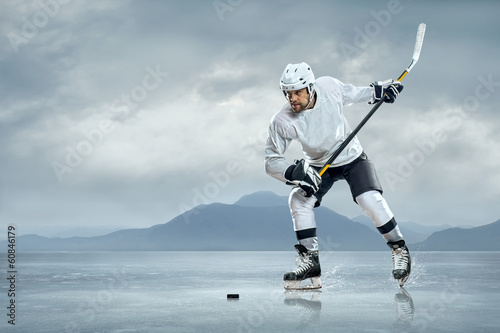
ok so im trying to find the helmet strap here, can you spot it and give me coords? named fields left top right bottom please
left=305, top=89, right=316, bottom=109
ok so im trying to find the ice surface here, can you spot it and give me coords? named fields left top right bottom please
left=1, top=251, right=499, bottom=332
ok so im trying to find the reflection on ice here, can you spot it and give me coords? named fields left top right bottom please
left=282, top=287, right=416, bottom=332
left=394, top=287, right=415, bottom=328
left=6, top=251, right=500, bottom=333
left=284, top=290, right=322, bottom=329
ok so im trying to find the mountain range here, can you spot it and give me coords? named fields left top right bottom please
left=5, top=191, right=500, bottom=251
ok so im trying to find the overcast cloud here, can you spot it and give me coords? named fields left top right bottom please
left=1, top=0, right=499, bottom=237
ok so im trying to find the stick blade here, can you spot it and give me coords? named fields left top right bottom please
left=408, top=23, right=426, bottom=71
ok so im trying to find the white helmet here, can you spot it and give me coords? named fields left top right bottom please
left=280, top=62, right=315, bottom=95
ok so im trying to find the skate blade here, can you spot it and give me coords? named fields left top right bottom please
left=284, top=277, right=322, bottom=290
left=398, top=275, right=409, bottom=287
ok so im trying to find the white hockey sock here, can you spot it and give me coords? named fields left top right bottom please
left=289, top=187, right=319, bottom=251
left=378, top=218, right=404, bottom=243
left=356, top=190, right=404, bottom=242
left=296, top=230, right=318, bottom=252
left=299, top=237, right=318, bottom=252
left=356, top=190, right=393, bottom=227
left=289, top=187, right=317, bottom=231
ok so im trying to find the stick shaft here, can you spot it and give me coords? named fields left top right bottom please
left=318, top=99, right=383, bottom=176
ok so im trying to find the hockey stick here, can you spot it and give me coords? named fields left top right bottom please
left=318, top=23, right=426, bottom=177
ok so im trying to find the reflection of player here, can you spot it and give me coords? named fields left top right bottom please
left=393, top=287, right=415, bottom=330
left=284, top=291, right=322, bottom=330
left=265, top=62, right=410, bottom=290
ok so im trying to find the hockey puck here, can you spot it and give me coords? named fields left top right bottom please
left=227, top=294, right=239, bottom=300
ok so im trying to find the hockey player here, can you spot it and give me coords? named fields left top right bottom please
left=264, top=62, right=411, bottom=289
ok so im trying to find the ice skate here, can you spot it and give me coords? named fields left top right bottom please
left=389, top=241, right=411, bottom=287
left=283, top=244, right=322, bottom=290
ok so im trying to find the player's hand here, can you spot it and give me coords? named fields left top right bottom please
left=284, top=159, right=321, bottom=197
left=369, top=79, right=404, bottom=104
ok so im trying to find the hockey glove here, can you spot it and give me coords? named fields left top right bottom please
left=369, top=79, right=404, bottom=104
left=284, top=159, right=322, bottom=197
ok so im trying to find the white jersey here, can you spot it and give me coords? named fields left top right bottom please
left=265, top=76, right=373, bottom=183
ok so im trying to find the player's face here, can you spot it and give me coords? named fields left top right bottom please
left=285, top=88, right=310, bottom=113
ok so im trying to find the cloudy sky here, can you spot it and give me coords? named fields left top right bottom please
left=1, top=0, right=499, bottom=238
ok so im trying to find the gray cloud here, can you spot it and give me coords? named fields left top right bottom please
left=1, top=0, right=499, bottom=238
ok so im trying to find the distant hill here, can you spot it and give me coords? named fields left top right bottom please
left=4, top=192, right=499, bottom=251
left=7, top=191, right=385, bottom=251
left=234, top=190, right=288, bottom=207
left=413, top=219, right=500, bottom=251
left=352, top=215, right=449, bottom=244
left=399, top=220, right=461, bottom=235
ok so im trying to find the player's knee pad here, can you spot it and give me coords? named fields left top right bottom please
left=288, top=187, right=317, bottom=212
left=288, top=187, right=317, bottom=230
left=355, top=190, right=393, bottom=227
